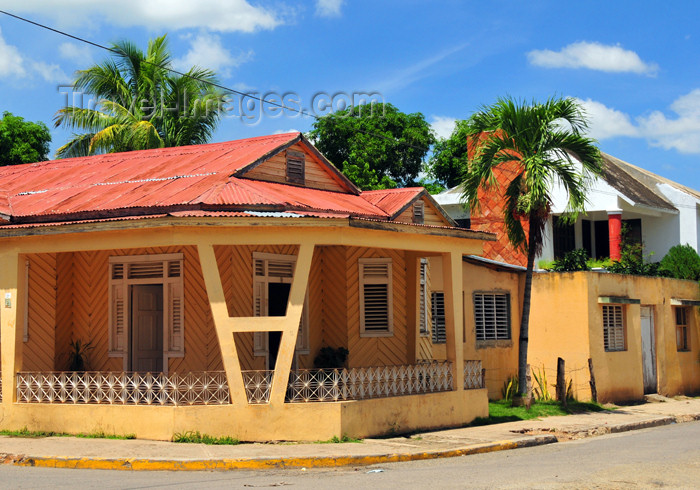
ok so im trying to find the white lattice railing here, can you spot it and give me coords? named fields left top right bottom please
left=242, top=370, right=274, bottom=404
left=464, top=360, right=484, bottom=389
left=16, top=371, right=230, bottom=405
left=286, top=361, right=454, bottom=402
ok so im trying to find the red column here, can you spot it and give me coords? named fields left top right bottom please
left=608, top=212, right=622, bottom=261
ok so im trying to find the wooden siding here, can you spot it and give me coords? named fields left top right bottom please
left=53, top=246, right=223, bottom=373
left=346, top=246, right=408, bottom=368
left=394, top=197, right=451, bottom=227
left=23, top=253, right=57, bottom=371
left=243, top=143, right=347, bottom=193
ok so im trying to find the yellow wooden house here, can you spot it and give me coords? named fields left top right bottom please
left=0, top=133, right=492, bottom=441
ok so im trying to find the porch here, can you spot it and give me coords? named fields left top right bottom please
left=0, top=222, right=489, bottom=440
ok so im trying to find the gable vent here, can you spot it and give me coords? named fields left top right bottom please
left=286, top=150, right=305, bottom=184
left=413, top=201, right=425, bottom=224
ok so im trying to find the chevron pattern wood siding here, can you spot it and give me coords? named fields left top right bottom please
left=23, top=254, right=57, bottom=371
left=217, top=245, right=299, bottom=371
left=347, top=247, right=408, bottom=368
left=54, top=246, right=223, bottom=373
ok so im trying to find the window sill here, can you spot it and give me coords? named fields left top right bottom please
left=476, top=339, right=513, bottom=349
left=677, top=349, right=691, bottom=353
left=360, top=331, right=394, bottom=338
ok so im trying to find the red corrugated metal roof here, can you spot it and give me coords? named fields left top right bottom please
left=0, top=134, right=481, bottom=237
left=362, top=188, right=423, bottom=217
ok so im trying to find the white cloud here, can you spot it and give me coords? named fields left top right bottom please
left=173, top=34, right=253, bottom=78
left=430, top=116, right=457, bottom=140
left=316, top=0, right=343, bottom=17
left=0, top=28, right=68, bottom=82
left=5, top=1, right=281, bottom=32
left=377, top=43, right=468, bottom=92
left=58, top=42, right=94, bottom=64
left=528, top=41, right=658, bottom=75
left=576, top=98, right=639, bottom=140
left=0, top=28, right=26, bottom=78
left=273, top=128, right=301, bottom=135
left=576, top=91, right=700, bottom=154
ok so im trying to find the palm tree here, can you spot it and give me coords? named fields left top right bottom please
left=461, top=96, right=602, bottom=400
left=54, top=35, right=227, bottom=158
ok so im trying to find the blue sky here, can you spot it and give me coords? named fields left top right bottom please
left=1, top=1, right=699, bottom=189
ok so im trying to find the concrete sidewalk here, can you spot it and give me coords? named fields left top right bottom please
left=1, top=396, right=698, bottom=471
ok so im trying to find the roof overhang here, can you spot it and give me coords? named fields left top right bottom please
left=597, top=296, right=641, bottom=305
left=670, top=298, right=700, bottom=307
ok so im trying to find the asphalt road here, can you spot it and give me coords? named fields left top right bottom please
left=1, top=421, right=699, bottom=489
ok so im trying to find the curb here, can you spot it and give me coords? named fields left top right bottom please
left=0, top=435, right=557, bottom=472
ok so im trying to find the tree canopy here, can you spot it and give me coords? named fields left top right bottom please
left=308, top=103, right=435, bottom=190
left=460, top=96, right=602, bottom=398
left=427, top=119, right=472, bottom=189
left=0, top=111, right=51, bottom=165
left=54, top=35, right=227, bottom=158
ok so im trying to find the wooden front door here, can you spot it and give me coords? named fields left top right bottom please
left=130, top=284, right=164, bottom=373
left=640, top=306, right=657, bottom=394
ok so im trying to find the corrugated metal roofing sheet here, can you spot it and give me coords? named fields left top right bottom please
left=361, top=188, right=423, bottom=217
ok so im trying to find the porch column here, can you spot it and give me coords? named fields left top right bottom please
left=608, top=210, right=622, bottom=261
left=442, top=250, right=464, bottom=391
left=0, top=252, right=22, bottom=407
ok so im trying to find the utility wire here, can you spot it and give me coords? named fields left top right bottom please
left=0, top=9, right=431, bottom=153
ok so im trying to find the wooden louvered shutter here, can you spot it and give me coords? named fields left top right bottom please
left=110, top=283, right=127, bottom=354
left=359, top=258, right=393, bottom=335
left=419, top=259, right=428, bottom=334
left=413, top=200, right=425, bottom=224
left=474, top=292, right=511, bottom=341
left=286, top=150, right=305, bottom=184
left=253, top=280, right=267, bottom=356
left=431, top=291, right=446, bottom=344
left=167, top=281, right=184, bottom=355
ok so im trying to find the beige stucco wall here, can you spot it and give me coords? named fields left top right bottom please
left=530, top=272, right=700, bottom=403
left=430, top=257, right=523, bottom=399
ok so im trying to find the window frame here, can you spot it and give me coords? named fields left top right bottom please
left=602, top=304, right=626, bottom=352
left=359, top=257, right=393, bottom=337
left=675, top=307, right=690, bottom=352
left=108, top=253, right=184, bottom=373
left=473, top=291, right=511, bottom=341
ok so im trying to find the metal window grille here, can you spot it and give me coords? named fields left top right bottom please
left=431, top=291, right=446, bottom=344
left=474, top=293, right=511, bottom=340
left=603, top=305, right=625, bottom=351
left=463, top=360, right=483, bottom=389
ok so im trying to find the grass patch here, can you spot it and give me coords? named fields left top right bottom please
left=469, top=400, right=611, bottom=427
left=315, top=434, right=363, bottom=444
left=0, top=427, right=135, bottom=439
left=172, top=431, right=240, bottom=445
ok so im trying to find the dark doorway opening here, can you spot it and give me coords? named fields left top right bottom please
left=267, top=282, right=291, bottom=370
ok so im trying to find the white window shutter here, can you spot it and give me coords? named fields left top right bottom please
left=110, top=283, right=127, bottom=354
left=296, top=299, right=310, bottom=354
left=168, top=281, right=184, bottom=354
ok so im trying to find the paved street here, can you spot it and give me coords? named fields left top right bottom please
left=0, top=421, right=698, bottom=489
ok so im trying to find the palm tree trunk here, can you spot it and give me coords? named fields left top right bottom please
left=517, top=220, right=537, bottom=398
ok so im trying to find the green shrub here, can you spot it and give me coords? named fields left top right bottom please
left=551, top=249, right=591, bottom=272
left=660, top=244, right=700, bottom=281
left=605, top=223, right=667, bottom=277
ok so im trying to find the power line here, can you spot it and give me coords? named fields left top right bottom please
left=0, top=9, right=431, bottom=154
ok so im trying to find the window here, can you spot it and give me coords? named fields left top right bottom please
left=431, top=291, right=446, bottom=344
left=359, top=258, right=393, bottom=336
left=603, top=304, right=625, bottom=351
left=552, top=215, right=575, bottom=259
left=419, top=259, right=428, bottom=335
left=108, top=254, right=184, bottom=364
left=412, top=201, right=424, bottom=224
left=252, top=253, right=309, bottom=357
left=474, top=292, right=510, bottom=341
left=676, top=307, right=689, bottom=351
left=286, top=150, right=305, bottom=184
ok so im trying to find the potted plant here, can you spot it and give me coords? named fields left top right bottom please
left=66, top=338, right=93, bottom=372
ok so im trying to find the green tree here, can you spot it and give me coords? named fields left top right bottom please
left=0, top=112, right=51, bottom=165
left=461, top=96, right=602, bottom=399
left=308, top=103, right=435, bottom=190
left=54, top=35, right=227, bottom=158
left=427, top=119, right=471, bottom=189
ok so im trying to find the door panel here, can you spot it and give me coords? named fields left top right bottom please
left=640, top=306, right=657, bottom=394
left=131, top=284, right=164, bottom=373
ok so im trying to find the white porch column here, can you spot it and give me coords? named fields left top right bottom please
left=442, top=250, right=464, bottom=391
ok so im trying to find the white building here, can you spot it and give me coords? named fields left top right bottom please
left=434, top=152, right=700, bottom=264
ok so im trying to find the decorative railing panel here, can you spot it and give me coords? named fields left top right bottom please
left=464, top=360, right=484, bottom=389
left=16, top=371, right=230, bottom=405
left=242, top=370, right=274, bottom=404
left=286, top=361, right=453, bottom=403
